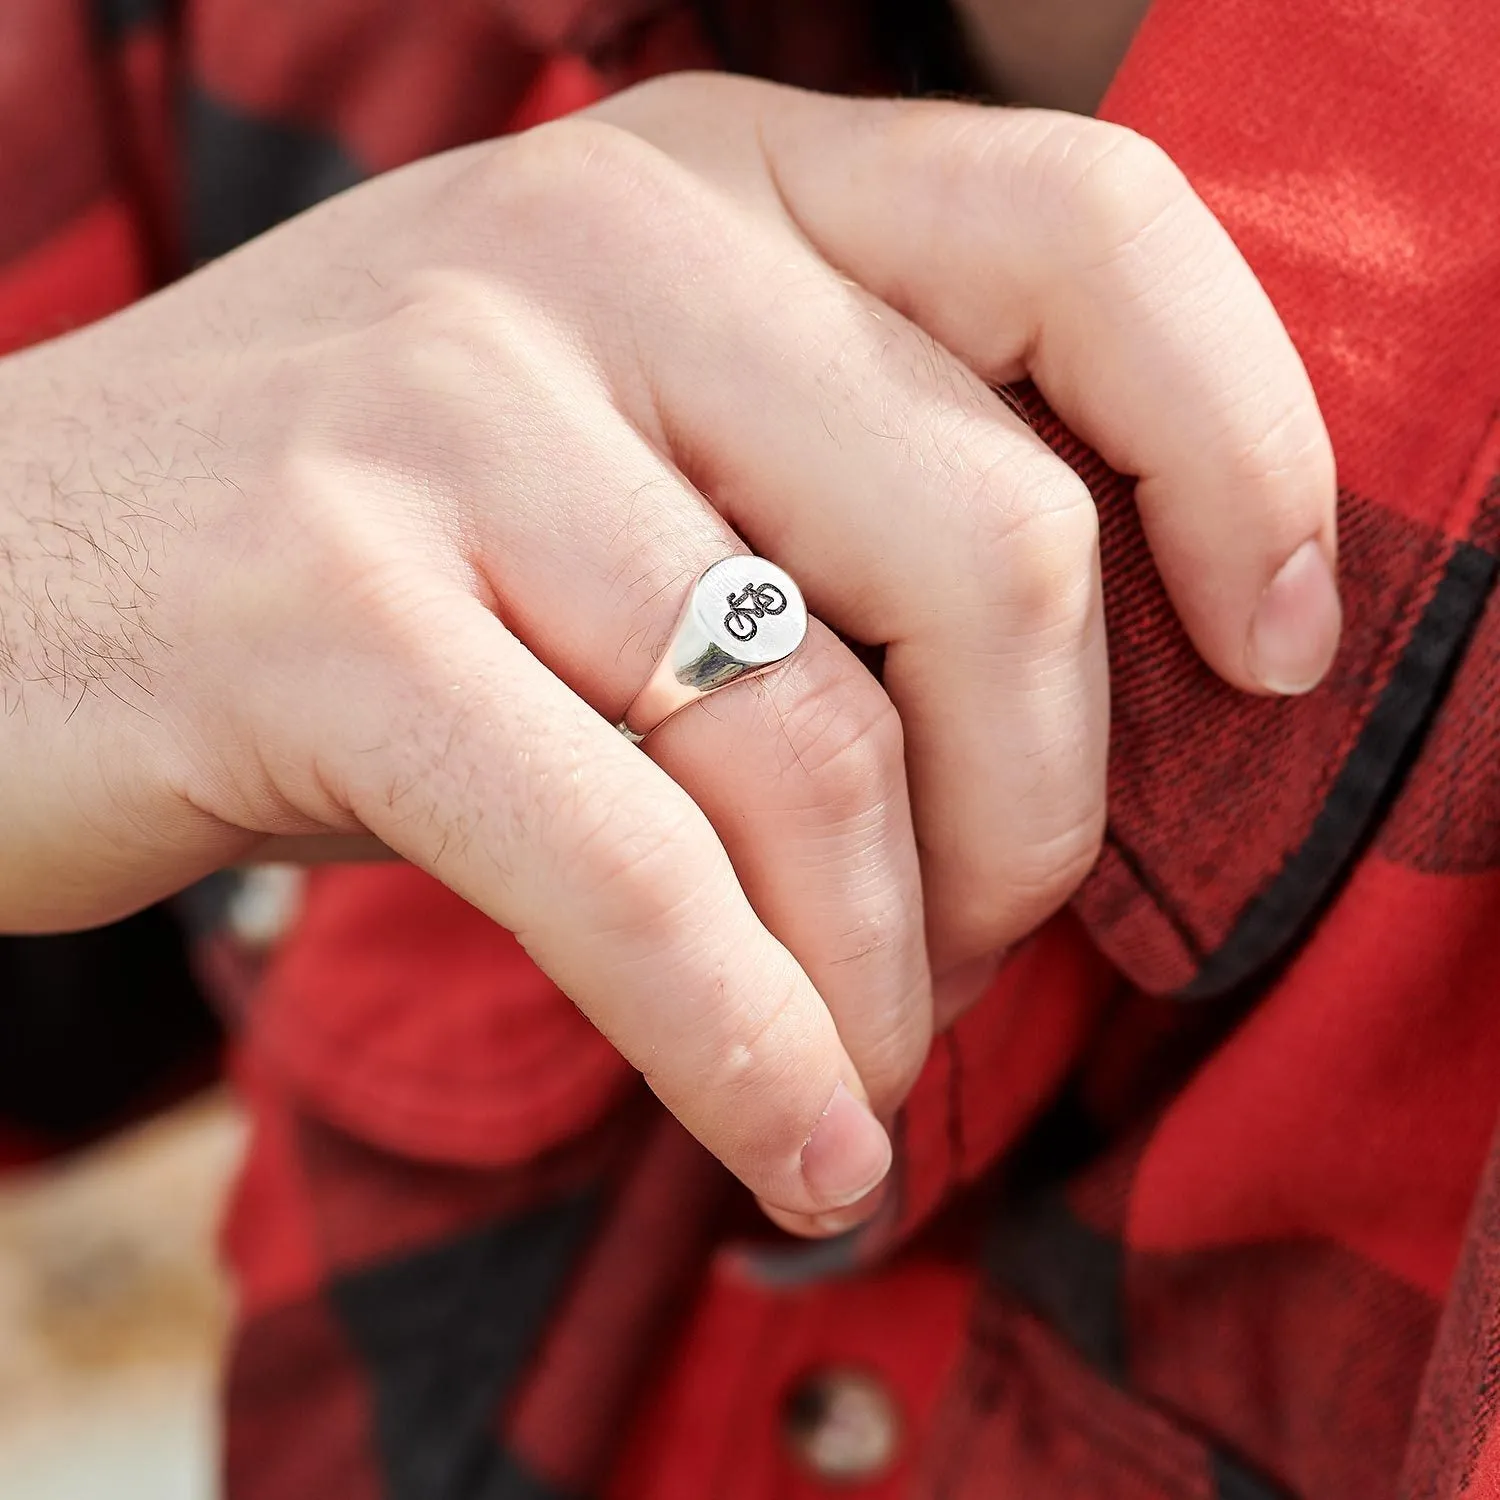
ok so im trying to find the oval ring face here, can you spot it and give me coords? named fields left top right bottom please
left=691, top=555, right=808, bottom=668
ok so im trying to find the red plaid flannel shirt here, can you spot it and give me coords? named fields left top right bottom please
left=7, top=1, right=1500, bottom=1496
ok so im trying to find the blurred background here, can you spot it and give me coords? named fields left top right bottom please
left=0, top=870, right=300, bottom=1499
left=0, top=1094, right=242, bottom=1500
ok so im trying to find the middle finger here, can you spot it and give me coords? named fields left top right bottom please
left=633, top=243, right=1111, bottom=992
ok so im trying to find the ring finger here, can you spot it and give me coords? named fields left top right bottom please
left=421, top=322, right=935, bottom=1124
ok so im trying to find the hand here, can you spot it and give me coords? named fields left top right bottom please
left=0, top=74, right=1337, bottom=1231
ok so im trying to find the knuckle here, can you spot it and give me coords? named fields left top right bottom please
left=467, top=114, right=720, bottom=257
left=859, top=999, right=933, bottom=1107
left=819, top=917, right=931, bottom=1107
left=600, top=68, right=760, bottom=125
left=941, top=884, right=1014, bottom=962
left=1012, top=813, right=1108, bottom=908
left=461, top=116, right=641, bottom=204
left=1036, top=119, right=1192, bottom=264
left=328, top=543, right=448, bottom=639
left=875, top=100, right=1003, bottom=197
left=225, top=447, right=414, bottom=641
left=378, top=266, right=505, bottom=347
left=275, top=268, right=562, bottom=517
left=865, top=102, right=1025, bottom=265
left=260, top=268, right=514, bottom=473
left=361, top=270, right=510, bottom=403
left=976, top=461, right=1100, bottom=636
left=1229, top=393, right=1338, bottom=522
left=875, top=100, right=971, bottom=182
left=449, top=113, right=742, bottom=370
left=770, top=652, right=904, bottom=800
left=947, top=814, right=1106, bottom=952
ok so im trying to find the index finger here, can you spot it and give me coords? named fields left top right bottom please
left=649, top=81, right=1340, bottom=697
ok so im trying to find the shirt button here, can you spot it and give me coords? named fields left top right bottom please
left=780, top=1366, right=902, bottom=1484
left=225, top=864, right=306, bottom=950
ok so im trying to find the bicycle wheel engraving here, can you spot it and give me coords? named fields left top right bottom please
left=724, top=605, right=759, bottom=641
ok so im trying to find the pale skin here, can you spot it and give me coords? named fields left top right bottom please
left=0, top=27, right=1340, bottom=1237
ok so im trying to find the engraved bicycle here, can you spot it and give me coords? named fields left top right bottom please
left=723, top=581, right=788, bottom=641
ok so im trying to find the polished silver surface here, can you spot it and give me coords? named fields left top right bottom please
left=618, top=555, right=808, bottom=743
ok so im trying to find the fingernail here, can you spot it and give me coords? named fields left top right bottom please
left=760, top=1178, right=891, bottom=1239
left=1246, top=539, right=1341, bottom=694
left=800, top=1081, right=892, bottom=1211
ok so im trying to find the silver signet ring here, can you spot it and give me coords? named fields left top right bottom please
left=617, top=556, right=808, bottom=744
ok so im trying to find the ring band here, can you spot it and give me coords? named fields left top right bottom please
left=617, top=555, right=808, bottom=743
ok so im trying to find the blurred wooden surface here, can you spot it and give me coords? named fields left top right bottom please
left=0, top=1093, right=245, bottom=1500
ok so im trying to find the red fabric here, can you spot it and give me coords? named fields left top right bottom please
left=253, top=866, right=633, bottom=1165
left=1128, top=858, right=1500, bottom=1294
left=612, top=1255, right=978, bottom=1500
left=7, top=2, right=1500, bottom=1498
left=0, top=195, right=148, bottom=355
